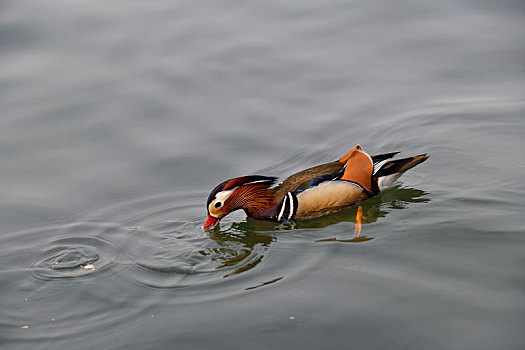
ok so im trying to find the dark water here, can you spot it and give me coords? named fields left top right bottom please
left=1, top=0, right=525, bottom=349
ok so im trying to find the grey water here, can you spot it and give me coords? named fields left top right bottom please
left=1, top=0, right=525, bottom=349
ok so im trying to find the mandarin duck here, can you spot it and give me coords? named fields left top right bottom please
left=203, top=145, right=428, bottom=229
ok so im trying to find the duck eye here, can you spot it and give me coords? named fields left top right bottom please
left=214, top=201, right=222, bottom=209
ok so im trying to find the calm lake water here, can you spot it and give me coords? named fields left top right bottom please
left=1, top=0, right=524, bottom=349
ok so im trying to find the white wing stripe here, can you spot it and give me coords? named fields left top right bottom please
left=373, top=159, right=389, bottom=175
left=287, top=193, right=294, bottom=220
left=277, top=196, right=286, bottom=222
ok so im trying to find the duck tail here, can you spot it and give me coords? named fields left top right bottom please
left=373, top=154, right=429, bottom=178
left=371, top=151, right=401, bottom=163
left=372, top=153, right=429, bottom=191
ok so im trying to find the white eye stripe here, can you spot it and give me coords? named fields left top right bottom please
left=214, top=188, right=235, bottom=203
left=246, top=180, right=268, bottom=184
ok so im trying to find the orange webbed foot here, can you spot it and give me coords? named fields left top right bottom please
left=354, top=206, right=363, bottom=237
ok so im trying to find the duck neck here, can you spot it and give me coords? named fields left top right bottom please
left=230, top=185, right=278, bottom=220
left=244, top=201, right=279, bottom=220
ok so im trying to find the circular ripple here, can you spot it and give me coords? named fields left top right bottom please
left=83, top=189, right=273, bottom=290
left=30, top=236, right=120, bottom=280
left=22, top=184, right=425, bottom=299
left=120, top=216, right=274, bottom=289
left=19, top=189, right=281, bottom=297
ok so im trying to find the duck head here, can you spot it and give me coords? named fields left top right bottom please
left=202, top=175, right=277, bottom=230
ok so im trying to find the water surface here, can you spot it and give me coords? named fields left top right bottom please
left=1, top=0, right=525, bottom=349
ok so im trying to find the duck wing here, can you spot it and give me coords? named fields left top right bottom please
left=273, top=150, right=403, bottom=203
left=273, top=161, right=345, bottom=202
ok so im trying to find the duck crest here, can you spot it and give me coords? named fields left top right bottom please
left=207, top=175, right=276, bottom=208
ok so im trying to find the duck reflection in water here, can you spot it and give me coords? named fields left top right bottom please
left=299, top=186, right=429, bottom=242
left=203, top=185, right=429, bottom=276
left=201, top=225, right=275, bottom=277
